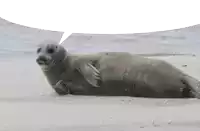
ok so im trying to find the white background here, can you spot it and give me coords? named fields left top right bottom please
left=16, top=16, right=200, bottom=33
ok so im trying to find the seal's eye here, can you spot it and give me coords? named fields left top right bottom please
left=47, top=48, right=54, bottom=54
left=37, top=48, right=41, bottom=53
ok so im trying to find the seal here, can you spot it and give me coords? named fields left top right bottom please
left=36, top=40, right=105, bottom=95
left=36, top=41, right=200, bottom=98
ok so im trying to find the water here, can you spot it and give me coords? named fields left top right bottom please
left=1, top=17, right=200, bottom=130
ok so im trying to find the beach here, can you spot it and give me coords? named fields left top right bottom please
left=0, top=17, right=200, bottom=130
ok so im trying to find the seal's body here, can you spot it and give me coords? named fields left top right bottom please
left=36, top=41, right=200, bottom=98
left=95, top=54, right=200, bottom=98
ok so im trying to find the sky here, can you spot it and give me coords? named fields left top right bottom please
left=17, top=16, right=200, bottom=33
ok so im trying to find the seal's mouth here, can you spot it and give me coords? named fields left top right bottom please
left=36, top=56, right=56, bottom=71
left=36, top=56, right=51, bottom=65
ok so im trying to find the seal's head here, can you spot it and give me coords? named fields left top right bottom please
left=36, top=41, right=67, bottom=71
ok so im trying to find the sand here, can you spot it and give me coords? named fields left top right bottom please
left=0, top=55, right=200, bottom=131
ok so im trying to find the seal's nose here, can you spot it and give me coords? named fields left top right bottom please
left=36, top=55, right=48, bottom=65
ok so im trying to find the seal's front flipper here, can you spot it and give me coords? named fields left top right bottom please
left=182, top=75, right=200, bottom=99
left=78, top=63, right=101, bottom=88
left=53, top=80, right=70, bottom=95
